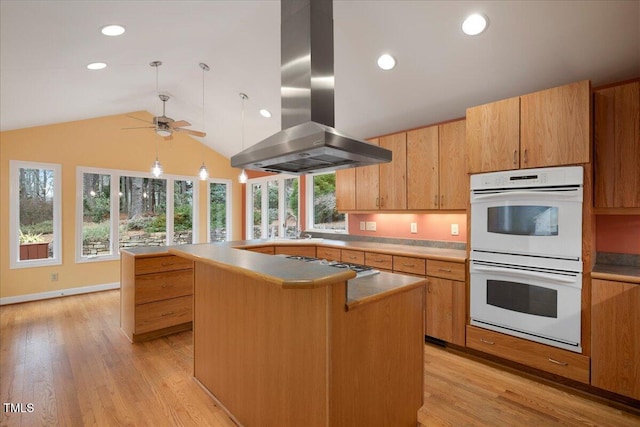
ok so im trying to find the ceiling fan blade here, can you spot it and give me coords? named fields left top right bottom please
left=126, top=115, right=153, bottom=124
left=174, top=128, right=206, bottom=137
left=169, top=120, right=190, bottom=128
left=121, top=126, right=155, bottom=130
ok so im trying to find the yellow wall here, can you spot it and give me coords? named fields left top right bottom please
left=0, top=112, right=243, bottom=299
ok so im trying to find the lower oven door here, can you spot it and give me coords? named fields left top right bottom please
left=470, top=260, right=582, bottom=353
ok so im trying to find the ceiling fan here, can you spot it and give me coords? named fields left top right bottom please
left=123, top=93, right=206, bottom=139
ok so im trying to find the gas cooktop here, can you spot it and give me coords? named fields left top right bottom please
left=283, top=255, right=380, bottom=278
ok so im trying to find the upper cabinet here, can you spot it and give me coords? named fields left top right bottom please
left=466, top=80, right=591, bottom=173
left=335, top=168, right=356, bottom=211
left=407, top=120, right=468, bottom=210
left=355, top=138, right=381, bottom=210
left=594, top=80, right=640, bottom=209
left=379, top=133, right=407, bottom=210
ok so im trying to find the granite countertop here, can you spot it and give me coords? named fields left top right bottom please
left=168, top=242, right=427, bottom=310
left=591, top=264, right=640, bottom=284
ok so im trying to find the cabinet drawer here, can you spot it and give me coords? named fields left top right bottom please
left=135, top=269, right=193, bottom=305
left=135, top=255, right=193, bottom=275
left=341, top=249, right=365, bottom=264
left=246, top=246, right=275, bottom=255
left=393, top=256, right=426, bottom=276
left=274, top=245, right=317, bottom=257
left=426, top=260, right=465, bottom=281
left=317, top=246, right=341, bottom=261
left=466, top=326, right=590, bottom=384
left=365, top=252, right=393, bottom=270
left=135, top=295, right=193, bottom=334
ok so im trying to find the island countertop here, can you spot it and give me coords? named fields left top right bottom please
left=168, top=242, right=427, bottom=310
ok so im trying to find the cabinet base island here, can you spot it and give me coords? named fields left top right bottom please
left=169, top=243, right=426, bottom=427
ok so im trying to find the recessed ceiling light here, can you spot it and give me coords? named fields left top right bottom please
left=87, top=62, right=107, bottom=70
left=462, top=14, right=488, bottom=36
left=259, top=109, right=272, bottom=118
left=377, top=54, right=396, bottom=70
left=101, top=24, right=125, bottom=36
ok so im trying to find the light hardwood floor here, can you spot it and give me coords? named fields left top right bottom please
left=1, top=289, right=639, bottom=426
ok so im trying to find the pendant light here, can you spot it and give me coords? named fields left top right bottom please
left=198, top=62, right=210, bottom=180
left=151, top=141, right=163, bottom=177
left=238, top=93, right=248, bottom=184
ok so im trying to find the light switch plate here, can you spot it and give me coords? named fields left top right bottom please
left=451, top=223, right=459, bottom=236
left=359, top=221, right=366, bottom=231
left=410, top=222, right=418, bottom=233
left=365, top=221, right=376, bottom=231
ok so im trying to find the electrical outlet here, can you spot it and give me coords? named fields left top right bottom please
left=359, top=221, right=366, bottom=231
left=365, top=221, right=377, bottom=231
left=451, top=223, right=459, bottom=236
left=410, top=222, right=418, bottom=233
left=51, top=273, right=59, bottom=282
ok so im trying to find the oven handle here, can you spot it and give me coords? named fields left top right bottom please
left=472, top=264, right=581, bottom=287
left=471, top=189, right=581, bottom=202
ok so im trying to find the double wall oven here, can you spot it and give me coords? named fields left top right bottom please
left=470, top=166, right=584, bottom=353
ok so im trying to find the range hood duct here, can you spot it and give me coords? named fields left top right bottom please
left=230, top=0, right=392, bottom=175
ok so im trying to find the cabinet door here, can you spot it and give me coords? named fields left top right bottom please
left=407, top=126, right=439, bottom=209
left=466, top=96, right=520, bottom=173
left=520, top=80, right=591, bottom=168
left=356, top=138, right=380, bottom=210
left=335, top=168, right=356, bottom=211
left=425, top=277, right=465, bottom=345
left=591, top=279, right=640, bottom=400
left=594, top=81, right=640, bottom=208
left=439, top=120, right=468, bottom=209
left=379, top=133, right=407, bottom=210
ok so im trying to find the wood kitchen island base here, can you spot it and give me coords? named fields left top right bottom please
left=184, top=251, right=425, bottom=427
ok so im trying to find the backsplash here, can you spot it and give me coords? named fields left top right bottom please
left=347, top=213, right=467, bottom=243
left=596, top=215, right=640, bottom=255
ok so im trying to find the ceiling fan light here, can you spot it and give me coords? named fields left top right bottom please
left=199, top=163, right=209, bottom=180
left=100, top=24, right=125, bottom=36
left=151, top=159, right=163, bottom=177
left=156, top=128, right=172, bottom=138
left=238, top=169, right=248, bottom=184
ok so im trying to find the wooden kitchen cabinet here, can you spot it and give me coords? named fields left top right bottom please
left=466, top=80, right=591, bottom=173
left=274, top=245, right=316, bottom=258
left=341, top=249, right=365, bottom=264
left=379, top=132, right=407, bottom=210
left=406, top=120, right=468, bottom=210
left=591, top=278, right=640, bottom=400
left=425, top=260, right=466, bottom=346
left=245, top=245, right=275, bottom=255
left=317, top=246, right=341, bottom=261
left=364, top=252, right=393, bottom=271
left=121, top=250, right=194, bottom=343
left=335, top=168, right=356, bottom=211
left=594, top=80, right=640, bottom=209
left=355, top=138, right=380, bottom=210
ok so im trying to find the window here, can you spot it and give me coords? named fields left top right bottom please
left=246, top=175, right=299, bottom=239
left=173, top=180, right=194, bottom=245
left=77, top=169, right=117, bottom=262
left=10, top=161, right=62, bottom=269
left=119, top=175, right=168, bottom=249
left=208, top=179, right=232, bottom=242
left=306, top=171, right=346, bottom=233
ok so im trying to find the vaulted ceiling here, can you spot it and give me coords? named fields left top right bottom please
left=1, top=1, right=639, bottom=159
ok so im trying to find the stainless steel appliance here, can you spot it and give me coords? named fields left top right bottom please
left=469, top=166, right=584, bottom=353
left=283, top=255, right=380, bottom=278
left=230, top=0, right=392, bottom=174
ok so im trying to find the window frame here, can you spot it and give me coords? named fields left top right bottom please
left=305, top=171, right=348, bottom=234
left=10, top=160, right=63, bottom=269
left=207, top=178, right=232, bottom=242
left=245, top=174, right=299, bottom=239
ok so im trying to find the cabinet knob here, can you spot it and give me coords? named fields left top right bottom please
left=161, top=311, right=175, bottom=317
left=523, top=148, right=529, bottom=164
left=480, top=338, right=495, bottom=345
left=376, top=197, right=380, bottom=207
left=434, top=195, right=438, bottom=207
left=438, top=268, right=452, bottom=273
left=548, top=357, right=568, bottom=366
left=513, top=150, right=518, bottom=166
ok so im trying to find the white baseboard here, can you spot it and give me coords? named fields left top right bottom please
left=0, top=282, right=120, bottom=305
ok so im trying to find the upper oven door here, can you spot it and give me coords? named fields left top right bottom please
left=471, top=186, right=583, bottom=262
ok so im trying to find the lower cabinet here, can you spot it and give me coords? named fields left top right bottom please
left=121, top=251, right=194, bottom=343
left=466, top=325, right=590, bottom=383
left=425, top=260, right=466, bottom=346
left=274, top=245, right=316, bottom=257
left=591, top=278, right=640, bottom=400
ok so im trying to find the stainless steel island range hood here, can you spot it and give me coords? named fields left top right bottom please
left=230, top=0, right=392, bottom=175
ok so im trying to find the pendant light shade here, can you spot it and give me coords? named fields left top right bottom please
left=238, top=169, right=248, bottom=184
left=199, top=162, right=209, bottom=180
left=151, top=158, right=163, bottom=178
left=238, top=93, right=248, bottom=184
left=198, top=62, right=210, bottom=180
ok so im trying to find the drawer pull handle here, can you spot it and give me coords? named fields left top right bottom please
left=480, top=338, right=495, bottom=345
left=403, top=263, right=415, bottom=267
left=161, top=311, right=175, bottom=317
left=347, top=256, right=358, bottom=260
left=161, top=262, right=173, bottom=267
left=438, top=268, right=452, bottom=273
left=548, top=357, right=568, bottom=366
left=374, top=259, right=385, bottom=263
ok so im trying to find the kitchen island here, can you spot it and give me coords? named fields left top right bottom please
left=169, top=243, right=426, bottom=427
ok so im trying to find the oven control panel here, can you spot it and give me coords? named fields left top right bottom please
left=471, top=166, right=583, bottom=190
